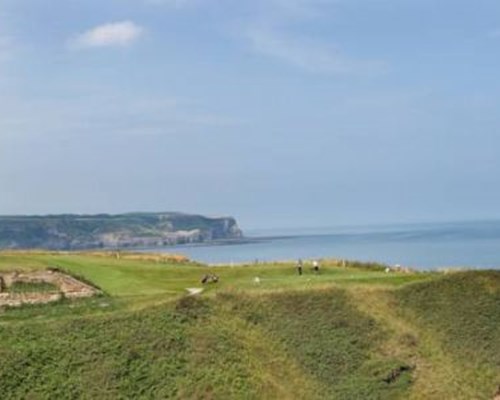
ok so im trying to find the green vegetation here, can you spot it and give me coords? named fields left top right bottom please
left=0, top=252, right=498, bottom=399
left=396, top=271, right=500, bottom=399
left=0, top=304, right=190, bottom=399
left=8, top=280, right=59, bottom=293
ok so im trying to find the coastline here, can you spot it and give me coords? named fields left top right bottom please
left=136, top=221, right=500, bottom=270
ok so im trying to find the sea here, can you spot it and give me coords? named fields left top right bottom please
left=146, top=220, right=500, bottom=270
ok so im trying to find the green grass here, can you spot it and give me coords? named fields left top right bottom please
left=0, top=251, right=498, bottom=399
left=0, top=289, right=412, bottom=399
left=211, top=289, right=412, bottom=399
left=0, top=252, right=431, bottom=303
left=8, top=281, right=59, bottom=293
left=0, top=296, right=117, bottom=323
left=0, top=303, right=190, bottom=399
left=395, top=271, right=500, bottom=399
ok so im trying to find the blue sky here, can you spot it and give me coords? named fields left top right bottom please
left=1, top=0, right=500, bottom=229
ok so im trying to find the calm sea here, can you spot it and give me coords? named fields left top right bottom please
left=147, top=220, right=500, bottom=270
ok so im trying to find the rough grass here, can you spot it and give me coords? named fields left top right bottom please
left=8, top=281, right=59, bottom=293
left=0, top=302, right=190, bottom=399
left=396, top=271, right=500, bottom=399
left=0, top=252, right=498, bottom=399
left=397, top=271, right=500, bottom=367
left=214, top=289, right=412, bottom=399
left=0, top=290, right=413, bottom=400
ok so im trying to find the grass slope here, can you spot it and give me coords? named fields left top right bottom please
left=0, top=252, right=498, bottom=399
left=0, top=290, right=411, bottom=399
left=0, top=305, right=189, bottom=399
left=396, top=271, right=500, bottom=399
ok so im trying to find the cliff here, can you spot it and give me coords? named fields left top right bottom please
left=0, top=212, right=243, bottom=250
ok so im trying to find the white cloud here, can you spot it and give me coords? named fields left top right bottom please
left=236, top=0, right=386, bottom=76
left=246, top=27, right=386, bottom=76
left=71, top=21, right=144, bottom=49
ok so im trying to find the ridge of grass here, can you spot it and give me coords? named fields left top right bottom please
left=0, top=252, right=498, bottom=399
left=395, top=271, right=500, bottom=400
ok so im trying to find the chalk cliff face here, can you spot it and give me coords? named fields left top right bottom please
left=0, top=212, right=243, bottom=250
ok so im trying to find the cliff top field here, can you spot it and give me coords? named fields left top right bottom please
left=0, top=251, right=499, bottom=399
left=0, top=251, right=425, bottom=302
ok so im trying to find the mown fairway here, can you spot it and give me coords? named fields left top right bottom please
left=0, top=251, right=498, bottom=399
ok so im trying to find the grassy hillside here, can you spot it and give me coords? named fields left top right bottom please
left=0, top=290, right=410, bottom=399
left=396, top=271, right=500, bottom=399
left=0, top=252, right=498, bottom=399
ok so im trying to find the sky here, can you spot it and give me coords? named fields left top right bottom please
left=1, top=0, right=500, bottom=230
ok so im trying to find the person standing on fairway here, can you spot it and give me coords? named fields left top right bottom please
left=312, top=260, right=320, bottom=274
left=296, top=259, right=303, bottom=275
